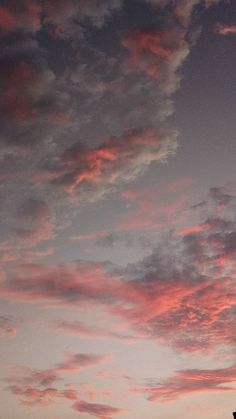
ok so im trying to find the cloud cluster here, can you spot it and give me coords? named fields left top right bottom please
left=122, top=28, right=189, bottom=94
left=1, top=187, right=235, bottom=354
left=0, top=0, right=230, bottom=265
left=6, top=351, right=110, bottom=409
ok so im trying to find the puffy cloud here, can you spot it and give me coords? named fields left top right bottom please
left=73, top=400, right=123, bottom=419
left=122, top=28, right=189, bottom=94
left=0, top=0, right=123, bottom=37
left=41, top=0, right=124, bottom=32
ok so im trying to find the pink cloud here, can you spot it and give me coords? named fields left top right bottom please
left=216, top=24, right=236, bottom=36
left=135, top=363, right=236, bottom=402
left=0, top=193, right=236, bottom=354
left=122, top=28, right=189, bottom=93
left=73, top=400, right=123, bottom=419
left=56, top=353, right=109, bottom=373
left=119, top=188, right=189, bottom=231
left=71, top=231, right=109, bottom=242
left=51, top=127, right=177, bottom=196
left=6, top=350, right=110, bottom=408
left=8, top=384, right=79, bottom=407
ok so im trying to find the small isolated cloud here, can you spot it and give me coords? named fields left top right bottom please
left=216, top=23, right=236, bottom=35
left=73, top=400, right=123, bottom=419
left=56, top=352, right=109, bottom=373
left=0, top=315, right=18, bottom=337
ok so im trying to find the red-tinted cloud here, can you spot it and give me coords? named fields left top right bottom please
left=135, top=363, right=236, bottom=402
left=0, top=6, right=18, bottom=35
left=122, top=28, right=189, bottom=93
left=8, top=384, right=79, bottom=407
left=6, top=350, right=109, bottom=408
left=216, top=24, right=236, bottom=35
left=51, top=127, right=177, bottom=197
left=1, top=191, right=236, bottom=355
left=120, top=185, right=188, bottom=231
left=56, top=353, right=109, bottom=373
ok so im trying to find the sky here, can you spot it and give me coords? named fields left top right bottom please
left=0, top=1, right=236, bottom=418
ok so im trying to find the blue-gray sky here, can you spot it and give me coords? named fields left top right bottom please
left=0, top=1, right=236, bottom=418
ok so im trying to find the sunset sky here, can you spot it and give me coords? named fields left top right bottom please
left=0, top=1, right=236, bottom=418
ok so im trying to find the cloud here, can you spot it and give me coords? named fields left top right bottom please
left=209, top=187, right=235, bottom=209
left=122, top=28, right=189, bottom=94
left=8, top=384, right=79, bottom=407
left=0, top=0, right=123, bottom=37
left=0, top=0, right=227, bottom=263
left=6, top=350, right=109, bottom=407
left=50, top=127, right=178, bottom=198
left=136, top=363, right=236, bottom=402
left=1, top=187, right=236, bottom=354
left=42, top=0, right=124, bottom=32
left=55, top=319, right=136, bottom=342
left=0, top=315, right=18, bottom=337
left=56, top=353, right=109, bottom=373
left=73, top=400, right=123, bottom=419
left=145, top=0, right=221, bottom=25
left=55, top=319, right=108, bottom=339
left=216, top=24, right=236, bottom=35
left=119, top=185, right=188, bottom=231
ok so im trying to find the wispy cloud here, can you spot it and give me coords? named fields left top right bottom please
left=134, top=363, right=236, bottom=402
left=216, top=23, right=236, bottom=36
left=0, top=315, right=18, bottom=337
left=6, top=350, right=109, bottom=407
left=73, top=400, right=123, bottom=419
